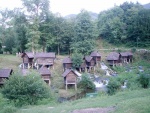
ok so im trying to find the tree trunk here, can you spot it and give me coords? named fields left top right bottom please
left=57, top=44, right=60, bottom=55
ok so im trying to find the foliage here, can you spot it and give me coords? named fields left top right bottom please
left=78, top=73, right=95, bottom=90
left=107, top=78, right=121, bottom=95
left=97, top=2, right=150, bottom=48
left=1, top=72, right=51, bottom=106
left=71, top=10, right=95, bottom=55
left=138, top=71, right=150, bottom=88
left=71, top=52, right=83, bottom=69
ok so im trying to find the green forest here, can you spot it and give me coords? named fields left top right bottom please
left=0, top=1, right=150, bottom=55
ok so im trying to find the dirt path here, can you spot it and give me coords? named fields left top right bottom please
left=70, top=107, right=115, bottom=113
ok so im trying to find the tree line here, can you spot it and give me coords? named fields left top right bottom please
left=0, top=1, right=149, bottom=55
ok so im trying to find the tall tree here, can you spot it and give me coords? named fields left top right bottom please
left=13, top=8, right=28, bottom=52
left=71, top=10, right=95, bottom=55
left=21, top=0, right=50, bottom=53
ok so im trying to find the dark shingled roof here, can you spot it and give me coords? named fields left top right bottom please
left=63, top=57, right=72, bottom=63
left=106, top=52, right=120, bottom=60
left=90, top=51, right=101, bottom=57
left=0, top=69, right=13, bottom=78
left=62, top=69, right=80, bottom=77
left=125, top=51, right=133, bottom=56
left=85, top=56, right=93, bottom=62
left=120, top=51, right=133, bottom=57
left=21, top=52, right=34, bottom=58
left=35, top=52, right=56, bottom=58
left=120, top=52, right=128, bottom=57
left=39, top=67, right=51, bottom=75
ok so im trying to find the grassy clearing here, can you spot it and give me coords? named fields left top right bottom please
left=15, top=88, right=150, bottom=113
left=0, top=54, right=22, bottom=70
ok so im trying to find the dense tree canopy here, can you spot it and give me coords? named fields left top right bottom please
left=0, top=1, right=149, bottom=54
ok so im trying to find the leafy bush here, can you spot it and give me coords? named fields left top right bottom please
left=107, top=78, right=121, bottom=95
left=78, top=74, right=95, bottom=90
left=2, top=72, right=51, bottom=106
left=138, top=72, right=150, bottom=88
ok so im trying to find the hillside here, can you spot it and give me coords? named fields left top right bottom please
left=143, top=3, right=150, bottom=9
left=15, top=88, right=150, bottom=113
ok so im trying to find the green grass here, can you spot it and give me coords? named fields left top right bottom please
left=0, top=54, right=22, bottom=70
left=15, top=88, right=150, bottom=113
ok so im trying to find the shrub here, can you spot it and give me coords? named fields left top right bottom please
left=138, top=72, right=150, bottom=88
left=107, top=78, right=121, bottom=95
left=71, top=52, right=83, bottom=69
left=2, top=72, right=51, bottom=106
left=78, top=73, right=95, bottom=90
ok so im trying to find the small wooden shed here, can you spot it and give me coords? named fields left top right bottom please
left=35, top=52, right=56, bottom=69
left=0, top=69, right=13, bottom=86
left=84, top=56, right=96, bottom=72
left=62, top=69, right=81, bottom=90
left=38, top=66, right=51, bottom=86
left=21, top=52, right=34, bottom=69
left=62, top=57, right=72, bottom=71
left=125, top=51, right=133, bottom=63
left=120, top=52, right=128, bottom=63
left=79, top=61, right=87, bottom=72
left=90, top=51, right=101, bottom=66
left=106, top=52, right=121, bottom=67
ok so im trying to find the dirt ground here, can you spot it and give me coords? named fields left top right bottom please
left=70, top=107, right=115, bottom=113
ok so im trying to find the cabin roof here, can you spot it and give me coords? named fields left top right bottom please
left=120, top=52, right=128, bottom=57
left=106, top=52, right=120, bottom=60
left=35, top=52, right=56, bottom=58
left=38, top=67, right=51, bottom=75
left=120, top=51, right=133, bottom=57
left=21, top=52, right=34, bottom=58
left=63, top=57, right=72, bottom=63
left=90, top=51, right=101, bottom=57
left=62, top=69, right=81, bottom=77
left=0, top=69, right=13, bottom=78
left=85, top=56, right=93, bottom=62
left=125, top=51, right=133, bottom=56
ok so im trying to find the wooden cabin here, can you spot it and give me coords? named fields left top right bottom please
left=106, top=52, right=121, bottom=67
left=120, top=51, right=133, bottom=63
left=0, top=69, right=13, bottom=86
left=62, top=57, right=72, bottom=71
left=90, top=51, right=101, bottom=66
left=38, top=66, right=51, bottom=86
left=35, top=52, right=56, bottom=69
left=125, top=51, right=133, bottom=63
left=21, top=52, right=34, bottom=69
left=62, top=69, right=81, bottom=90
left=79, top=61, right=87, bottom=72
left=84, top=56, right=96, bottom=72
left=120, top=52, right=128, bottom=63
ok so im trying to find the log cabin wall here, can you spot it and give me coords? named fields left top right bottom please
left=66, top=71, right=76, bottom=83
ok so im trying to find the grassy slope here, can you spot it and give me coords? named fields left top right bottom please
left=16, top=88, right=150, bottom=113
left=0, top=54, right=22, bottom=70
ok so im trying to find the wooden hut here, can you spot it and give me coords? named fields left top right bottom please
left=39, top=66, right=51, bottom=86
left=106, top=52, right=121, bottom=67
left=120, top=52, right=128, bottom=63
left=79, top=61, right=87, bottom=72
left=125, top=51, right=133, bottom=63
left=21, top=52, right=34, bottom=69
left=90, top=51, right=101, bottom=66
left=84, top=56, right=96, bottom=72
left=35, top=52, right=56, bottom=69
left=62, top=69, right=81, bottom=90
left=0, top=69, right=13, bottom=86
left=62, top=57, right=72, bottom=71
